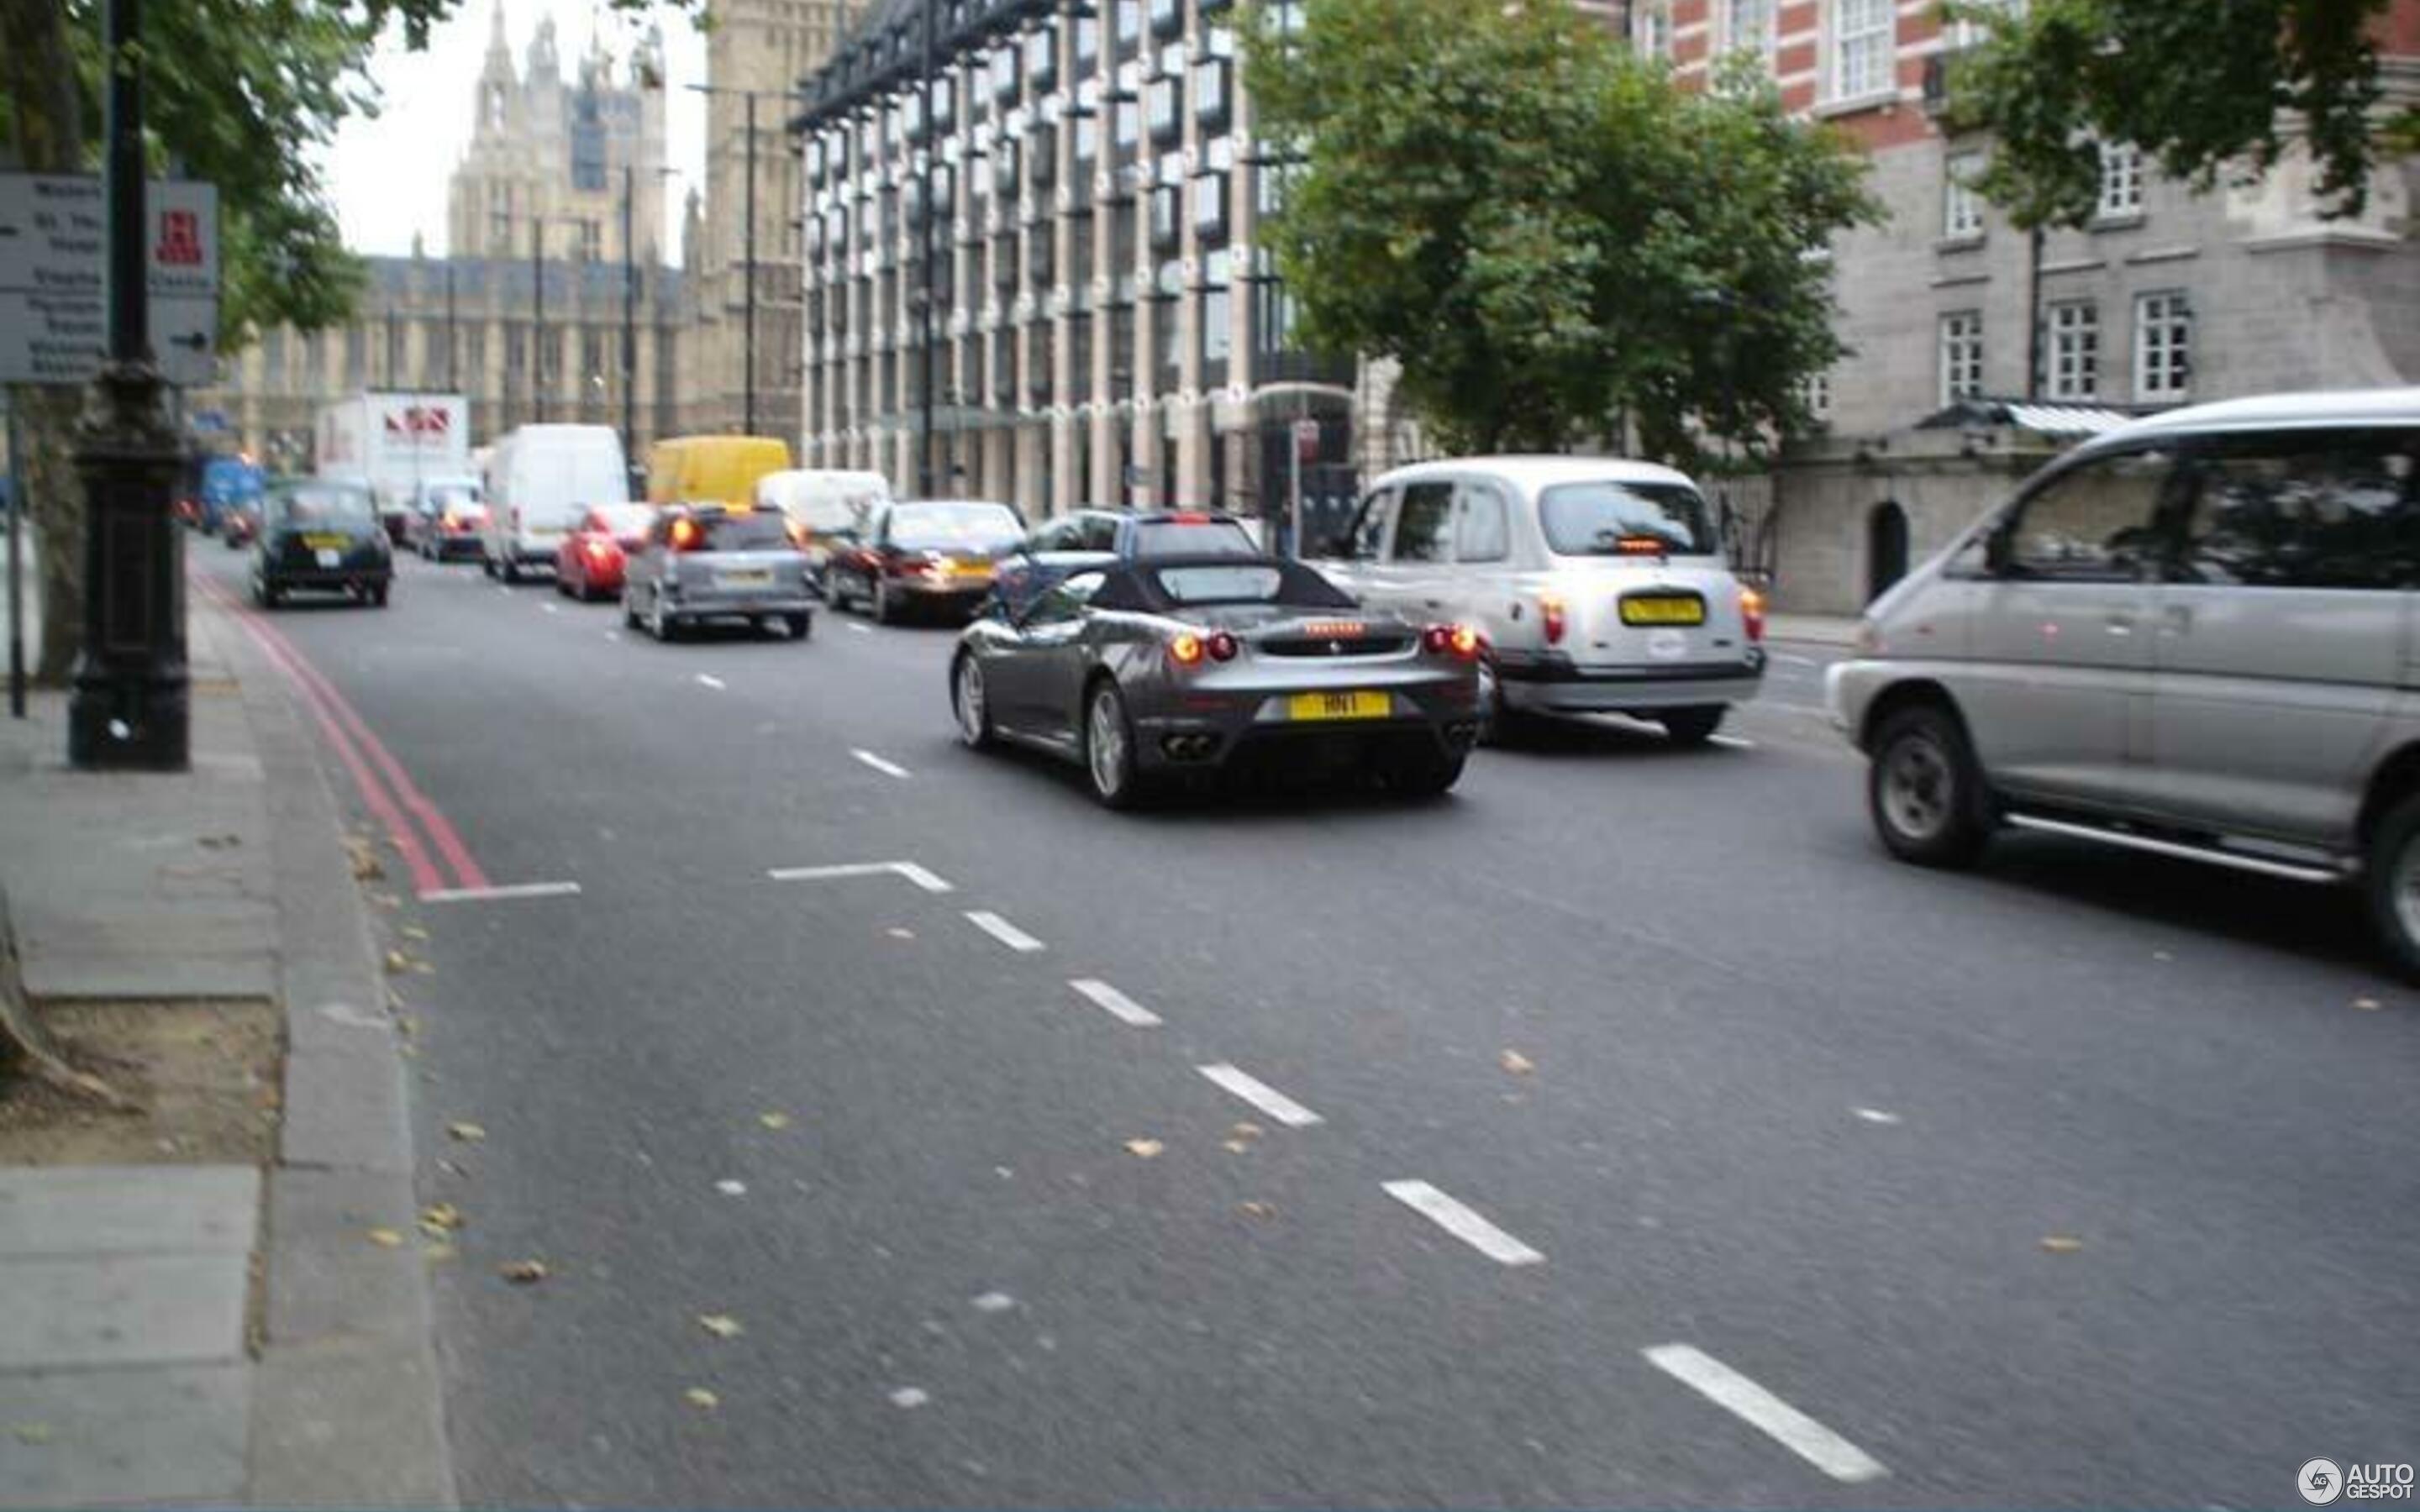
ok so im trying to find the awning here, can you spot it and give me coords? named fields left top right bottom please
left=1914, top=397, right=2141, bottom=438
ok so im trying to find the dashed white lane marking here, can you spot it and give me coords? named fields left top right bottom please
left=965, top=910, right=1044, bottom=953
left=1069, top=978, right=1161, bottom=1027
left=845, top=622, right=872, bottom=635
left=1642, top=1344, right=1888, bottom=1483
left=851, top=748, right=911, bottom=779
left=1381, top=1180, right=1544, bottom=1266
left=1707, top=733, right=1757, bottom=750
left=1852, top=1107, right=1902, bottom=1126
left=419, top=880, right=584, bottom=904
left=767, top=860, right=955, bottom=893
left=696, top=674, right=727, bottom=690
left=1773, top=653, right=1821, bottom=668
left=1197, top=1063, right=1323, bottom=1128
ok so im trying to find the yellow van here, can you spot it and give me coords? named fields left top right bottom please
left=644, top=435, right=794, bottom=508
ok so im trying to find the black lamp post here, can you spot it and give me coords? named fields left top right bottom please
left=69, top=0, right=187, bottom=769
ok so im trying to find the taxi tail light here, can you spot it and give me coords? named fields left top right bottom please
left=1206, top=631, right=1239, bottom=663
left=1168, top=630, right=1207, bottom=667
left=1739, top=586, right=1767, bottom=643
left=1540, top=594, right=1568, bottom=646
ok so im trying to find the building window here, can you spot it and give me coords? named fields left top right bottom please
left=2096, top=139, right=2143, bottom=219
left=1949, top=0, right=2027, bottom=50
left=2046, top=299, right=2099, bottom=401
left=1724, top=0, right=1776, bottom=59
left=1802, top=367, right=1833, bottom=421
left=2135, top=291, right=2191, bottom=402
left=1633, top=0, right=1671, bottom=60
left=383, top=318, right=405, bottom=386
left=1830, top=0, right=1892, bottom=102
left=576, top=220, right=602, bottom=263
left=1943, top=150, right=1985, bottom=239
left=1939, top=309, right=1983, bottom=406
left=487, top=184, right=513, bottom=257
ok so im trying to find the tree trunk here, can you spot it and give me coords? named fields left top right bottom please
left=2, top=0, right=94, bottom=685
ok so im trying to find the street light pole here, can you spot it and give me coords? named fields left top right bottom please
left=69, top=0, right=187, bottom=769
left=532, top=219, right=547, bottom=423
left=917, top=0, right=937, bottom=496
left=745, top=91, right=759, bottom=436
left=622, top=162, right=638, bottom=486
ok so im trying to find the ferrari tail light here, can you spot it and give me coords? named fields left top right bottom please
left=1540, top=593, right=1568, bottom=646
left=1421, top=624, right=1482, bottom=659
left=1207, top=631, right=1239, bottom=662
left=1739, top=586, right=1767, bottom=643
left=1168, top=630, right=1207, bottom=666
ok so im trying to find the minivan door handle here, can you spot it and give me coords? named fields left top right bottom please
left=2104, top=612, right=2136, bottom=637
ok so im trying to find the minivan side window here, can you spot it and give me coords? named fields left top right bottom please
left=1455, top=483, right=1511, bottom=563
left=1998, top=448, right=2177, bottom=581
left=2173, top=430, right=2420, bottom=591
left=1391, top=481, right=1456, bottom=563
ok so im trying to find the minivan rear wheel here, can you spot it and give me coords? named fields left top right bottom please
left=2364, top=791, right=2420, bottom=980
left=1868, top=704, right=1990, bottom=868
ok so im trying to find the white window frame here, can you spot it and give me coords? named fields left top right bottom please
left=1723, top=0, right=1777, bottom=60
left=1943, top=150, right=1985, bottom=239
left=2096, top=139, right=2143, bottom=220
left=2134, top=290, right=2191, bottom=402
left=1829, top=0, right=1894, bottom=102
left=1949, top=0, right=2027, bottom=50
left=1939, top=310, right=1984, bottom=407
left=2046, top=298, right=2099, bottom=402
left=1634, top=0, right=1673, bottom=60
left=1802, top=367, right=1833, bottom=421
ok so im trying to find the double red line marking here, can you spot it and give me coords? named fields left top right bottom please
left=194, top=574, right=490, bottom=899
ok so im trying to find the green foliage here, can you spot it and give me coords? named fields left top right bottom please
left=1944, top=0, right=2413, bottom=227
left=1244, top=0, right=1877, bottom=466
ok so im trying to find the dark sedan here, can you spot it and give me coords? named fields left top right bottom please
left=827, top=499, right=1026, bottom=624
left=250, top=480, right=392, bottom=608
left=949, top=556, right=1484, bottom=807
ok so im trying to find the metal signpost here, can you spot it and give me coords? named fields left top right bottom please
left=0, top=165, right=218, bottom=760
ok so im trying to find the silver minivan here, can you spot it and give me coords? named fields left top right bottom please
left=1827, top=387, right=2420, bottom=973
left=1315, top=457, right=1766, bottom=743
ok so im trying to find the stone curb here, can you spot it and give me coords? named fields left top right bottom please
left=206, top=587, right=458, bottom=1509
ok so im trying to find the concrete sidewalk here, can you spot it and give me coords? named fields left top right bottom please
left=0, top=546, right=453, bottom=1509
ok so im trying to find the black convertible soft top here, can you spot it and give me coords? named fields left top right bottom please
left=1087, top=554, right=1359, bottom=613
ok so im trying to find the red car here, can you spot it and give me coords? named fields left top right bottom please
left=555, top=503, right=658, bottom=601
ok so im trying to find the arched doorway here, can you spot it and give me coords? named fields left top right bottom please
left=1867, top=500, right=1910, bottom=603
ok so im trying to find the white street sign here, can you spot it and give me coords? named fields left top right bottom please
left=0, top=175, right=219, bottom=386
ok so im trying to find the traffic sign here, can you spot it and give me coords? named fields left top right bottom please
left=0, top=176, right=219, bottom=387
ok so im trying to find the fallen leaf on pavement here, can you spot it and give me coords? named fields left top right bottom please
left=1229, top=1122, right=1264, bottom=1141
left=2354, top=996, right=2385, bottom=1011
left=1124, top=1138, right=1164, bottom=1159
left=1222, top=1139, right=1252, bottom=1155
left=889, top=1387, right=929, bottom=1409
left=447, top=1121, right=487, bottom=1142
left=345, top=837, right=385, bottom=880
left=382, top=951, right=410, bottom=975
left=759, top=1111, right=792, bottom=1131
left=886, top=927, right=915, bottom=940
left=500, top=1259, right=550, bottom=1284
left=1500, top=1049, right=1536, bottom=1075
left=714, top=1179, right=747, bottom=1196
left=1237, top=1201, right=1276, bottom=1221
left=2040, top=1235, right=2085, bottom=1254
left=685, top=1388, right=720, bottom=1410
left=418, top=1203, right=464, bottom=1236
left=366, top=1227, right=404, bottom=1249
left=697, top=1313, right=744, bottom=1339
left=401, top=925, right=430, bottom=942
left=422, top=1242, right=458, bottom=1263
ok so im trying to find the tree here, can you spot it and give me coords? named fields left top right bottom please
left=1244, top=0, right=1878, bottom=466
left=1944, top=0, right=2417, bottom=228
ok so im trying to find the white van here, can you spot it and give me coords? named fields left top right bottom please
left=482, top=424, right=630, bottom=581
left=754, top=469, right=893, bottom=591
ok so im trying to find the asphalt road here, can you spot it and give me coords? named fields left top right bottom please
left=198, top=546, right=2420, bottom=1508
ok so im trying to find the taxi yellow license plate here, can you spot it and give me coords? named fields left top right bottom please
left=1620, top=596, right=1705, bottom=626
left=1289, top=690, right=1391, bottom=722
left=302, top=533, right=351, bottom=551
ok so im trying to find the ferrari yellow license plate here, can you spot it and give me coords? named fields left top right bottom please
left=1619, top=596, right=1705, bottom=627
left=1289, top=690, right=1392, bottom=722
left=302, top=533, right=352, bottom=551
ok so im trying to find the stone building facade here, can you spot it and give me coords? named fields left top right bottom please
left=790, top=0, right=1363, bottom=538
left=1632, top=0, right=2420, bottom=614
left=193, top=4, right=692, bottom=470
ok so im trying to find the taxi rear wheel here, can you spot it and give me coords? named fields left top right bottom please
left=1659, top=706, right=1725, bottom=747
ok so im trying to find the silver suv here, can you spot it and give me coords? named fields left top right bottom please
left=1827, top=387, right=2420, bottom=973
left=1315, top=457, right=1766, bottom=743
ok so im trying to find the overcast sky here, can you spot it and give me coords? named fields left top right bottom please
left=319, top=1, right=708, bottom=264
